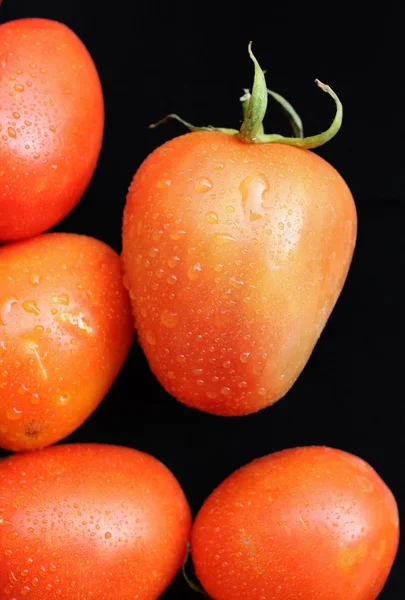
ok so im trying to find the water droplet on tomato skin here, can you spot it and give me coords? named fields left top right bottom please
left=240, top=352, right=250, bottom=363
left=6, top=408, right=23, bottom=421
left=194, top=177, right=213, bottom=193
left=188, top=263, right=202, bottom=281
left=206, top=211, right=219, bottom=224
left=160, top=310, right=179, bottom=329
left=29, top=273, right=41, bottom=286
left=170, top=229, right=187, bottom=241
left=214, top=233, right=237, bottom=246
left=52, top=294, right=69, bottom=306
left=157, top=179, right=171, bottom=188
left=240, top=172, right=270, bottom=221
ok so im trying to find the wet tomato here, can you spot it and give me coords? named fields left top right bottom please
left=0, top=18, right=104, bottom=241
left=191, top=446, right=399, bottom=600
left=0, top=443, right=191, bottom=600
left=122, top=53, right=356, bottom=416
left=0, top=233, right=133, bottom=451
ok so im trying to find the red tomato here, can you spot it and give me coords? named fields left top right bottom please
left=0, top=18, right=104, bottom=241
left=191, top=446, right=399, bottom=600
left=122, top=132, right=357, bottom=416
left=0, top=443, right=192, bottom=600
left=0, top=233, right=133, bottom=451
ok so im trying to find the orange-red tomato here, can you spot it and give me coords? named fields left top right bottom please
left=0, top=233, right=133, bottom=451
left=0, top=443, right=192, bottom=600
left=122, top=131, right=357, bottom=416
left=0, top=18, right=104, bottom=241
left=191, top=446, right=399, bottom=600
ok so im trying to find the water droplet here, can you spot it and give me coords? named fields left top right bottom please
left=221, top=387, right=231, bottom=396
left=33, top=325, right=44, bottom=334
left=157, top=179, right=171, bottom=188
left=8, top=127, right=16, bottom=139
left=59, top=393, right=69, bottom=403
left=9, top=531, right=19, bottom=539
left=170, top=229, right=187, bottom=240
left=105, top=532, right=112, bottom=540
left=17, top=384, right=29, bottom=395
left=188, top=262, right=202, bottom=281
left=145, top=331, right=156, bottom=345
left=12, top=112, right=20, bottom=120
left=30, top=394, right=40, bottom=405
left=214, top=233, right=237, bottom=246
left=258, top=387, right=267, bottom=396
left=52, top=294, right=69, bottom=305
left=239, top=172, right=270, bottom=221
left=205, top=211, right=218, bottom=224
left=194, top=177, right=213, bottom=193
left=206, top=391, right=218, bottom=399
left=278, top=222, right=284, bottom=230
left=240, top=352, right=250, bottom=363
left=167, top=274, right=177, bottom=285
left=223, top=360, right=231, bottom=369
left=29, top=273, right=41, bottom=286
left=176, top=354, right=186, bottom=364
left=230, top=276, right=244, bottom=288
left=160, top=310, right=179, bottom=328
left=148, top=248, right=159, bottom=258
left=7, top=407, right=23, bottom=420
left=0, top=297, right=18, bottom=325
left=14, top=83, right=25, bottom=92
left=167, top=256, right=180, bottom=268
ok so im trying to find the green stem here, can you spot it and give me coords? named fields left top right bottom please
left=149, top=114, right=238, bottom=136
left=149, top=44, right=343, bottom=150
left=238, top=42, right=268, bottom=143
left=256, top=80, right=342, bottom=148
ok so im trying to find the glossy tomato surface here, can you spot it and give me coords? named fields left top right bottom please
left=191, top=446, right=399, bottom=600
left=122, top=131, right=357, bottom=416
left=0, top=443, right=192, bottom=600
left=0, top=233, right=133, bottom=451
left=0, top=18, right=104, bottom=241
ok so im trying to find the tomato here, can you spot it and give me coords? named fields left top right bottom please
left=0, top=443, right=191, bottom=600
left=0, top=233, right=133, bottom=451
left=122, top=131, right=356, bottom=416
left=0, top=18, right=104, bottom=241
left=191, top=446, right=399, bottom=600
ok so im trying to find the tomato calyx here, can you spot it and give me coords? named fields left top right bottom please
left=150, top=43, right=342, bottom=150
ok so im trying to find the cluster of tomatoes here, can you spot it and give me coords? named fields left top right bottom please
left=0, top=16, right=399, bottom=600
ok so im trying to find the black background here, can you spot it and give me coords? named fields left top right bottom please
left=1, top=1, right=404, bottom=598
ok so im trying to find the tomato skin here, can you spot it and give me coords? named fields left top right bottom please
left=0, top=18, right=104, bottom=241
left=122, top=131, right=357, bottom=416
left=0, top=443, right=192, bottom=600
left=191, top=446, right=399, bottom=600
left=0, top=233, right=133, bottom=451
